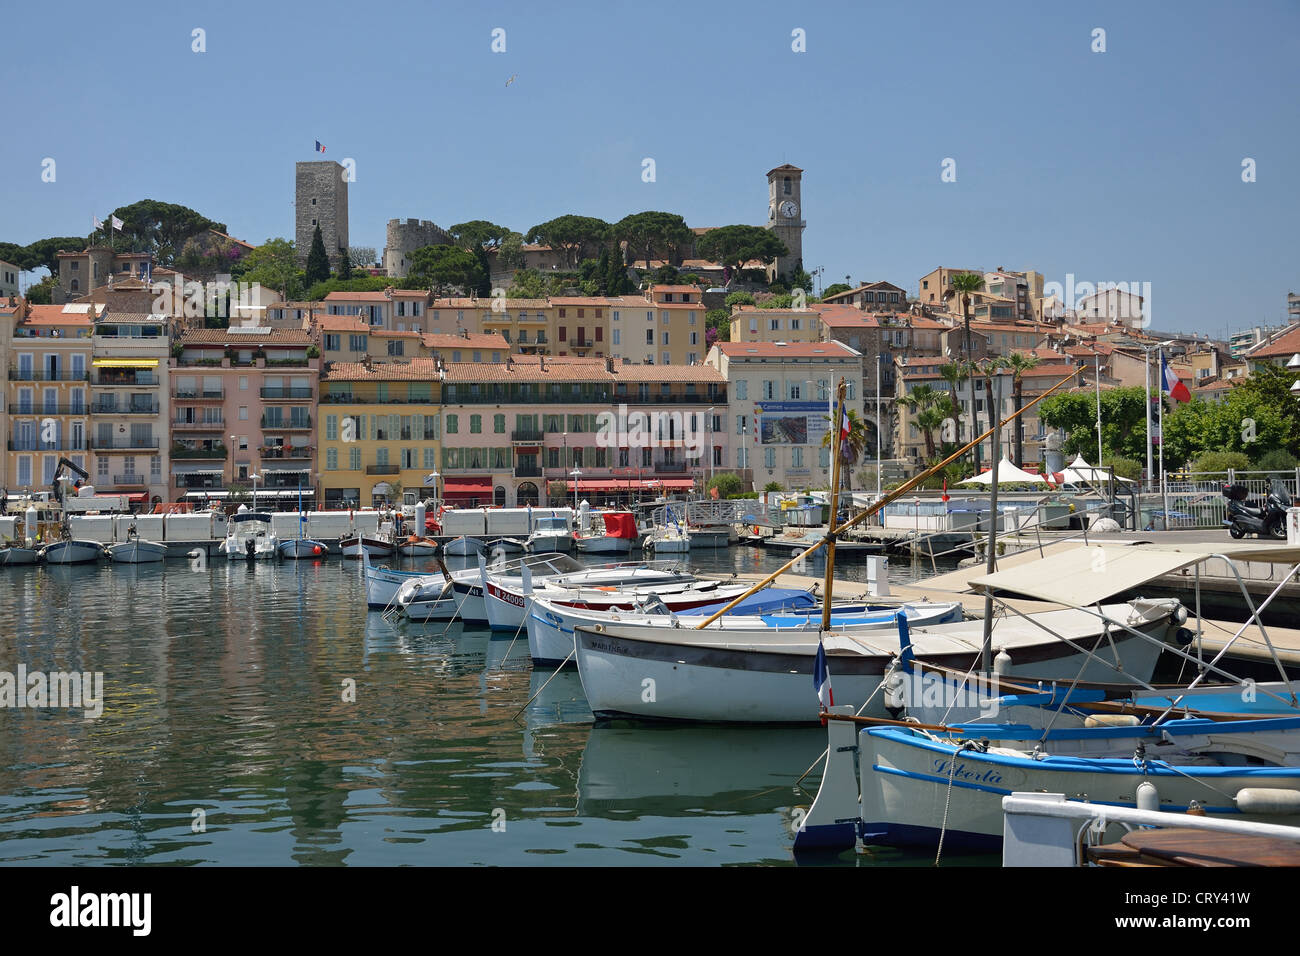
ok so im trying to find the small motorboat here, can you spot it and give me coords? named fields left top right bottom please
left=222, top=508, right=279, bottom=561
left=575, top=512, right=637, bottom=554
left=278, top=537, right=329, bottom=559
left=0, top=544, right=39, bottom=566
left=525, top=514, right=573, bottom=552
left=444, top=536, right=485, bottom=556
left=40, top=539, right=105, bottom=564
left=340, top=531, right=395, bottom=559
left=107, top=537, right=167, bottom=563
left=483, top=536, right=527, bottom=555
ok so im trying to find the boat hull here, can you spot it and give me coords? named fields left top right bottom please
left=364, top=564, right=427, bottom=609
left=444, top=536, right=485, bottom=556
left=527, top=533, right=573, bottom=553
left=574, top=603, right=1174, bottom=724
left=397, top=540, right=441, bottom=556
left=0, top=547, right=39, bottom=566
left=107, top=540, right=167, bottom=563
left=341, top=535, right=394, bottom=559
left=278, top=538, right=328, bottom=559
left=575, top=536, right=632, bottom=554
left=40, top=540, right=103, bottom=565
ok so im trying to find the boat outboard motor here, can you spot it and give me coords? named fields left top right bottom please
left=1223, top=480, right=1291, bottom=540
left=245, top=537, right=257, bottom=562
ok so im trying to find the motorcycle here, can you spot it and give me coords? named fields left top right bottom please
left=1222, top=479, right=1293, bottom=540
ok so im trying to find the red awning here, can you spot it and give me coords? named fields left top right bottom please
left=127, top=493, right=148, bottom=503
left=443, top=478, right=493, bottom=496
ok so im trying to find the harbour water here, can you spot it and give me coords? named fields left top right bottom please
left=0, top=546, right=979, bottom=867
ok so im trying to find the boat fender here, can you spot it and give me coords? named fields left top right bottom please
left=882, top=662, right=905, bottom=711
left=1174, top=627, right=1195, bottom=646
left=1136, top=780, right=1159, bottom=812
left=1234, top=788, right=1300, bottom=815
left=992, top=648, right=1011, bottom=678
left=1083, top=714, right=1141, bottom=728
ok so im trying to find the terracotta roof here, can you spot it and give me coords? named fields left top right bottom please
left=21, top=305, right=91, bottom=327
left=420, top=332, right=509, bottom=350
left=1248, top=324, right=1300, bottom=360
left=178, top=328, right=314, bottom=346
left=390, top=290, right=429, bottom=299
left=368, top=329, right=424, bottom=339
left=323, top=360, right=440, bottom=382
left=323, top=290, right=394, bottom=302
left=649, top=284, right=705, bottom=293
left=312, top=314, right=370, bottom=333
left=440, top=358, right=724, bottom=385
left=549, top=297, right=620, bottom=307
left=714, top=342, right=860, bottom=359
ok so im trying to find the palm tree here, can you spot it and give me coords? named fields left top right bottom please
left=1004, top=351, right=1041, bottom=467
left=974, top=357, right=1009, bottom=467
left=898, top=384, right=947, bottom=461
left=947, top=272, right=985, bottom=362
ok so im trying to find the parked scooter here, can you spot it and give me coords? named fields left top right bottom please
left=1222, top=479, right=1292, bottom=539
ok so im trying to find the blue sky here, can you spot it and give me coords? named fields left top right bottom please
left=2, top=0, right=1296, bottom=336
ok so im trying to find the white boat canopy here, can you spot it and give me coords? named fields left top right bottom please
left=1060, top=454, right=1136, bottom=485
left=969, top=541, right=1300, bottom=607
left=958, top=459, right=1048, bottom=485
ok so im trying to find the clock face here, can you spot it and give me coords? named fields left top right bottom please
left=779, top=201, right=798, bottom=219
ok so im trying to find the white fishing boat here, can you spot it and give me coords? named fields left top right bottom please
left=574, top=512, right=638, bottom=554
left=529, top=594, right=963, bottom=669
left=340, top=530, right=394, bottom=559
left=278, top=489, right=329, bottom=560
left=221, top=509, right=279, bottom=561
left=362, top=558, right=430, bottom=609
left=644, top=525, right=690, bottom=553
left=390, top=575, right=461, bottom=622
left=106, top=536, right=167, bottom=563
left=39, top=538, right=104, bottom=565
left=484, top=536, right=527, bottom=555
left=572, top=600, right=1183, bottom=724
left=797, top=715, right=1300, bottom=854
left=444, top=535, right=485, bottom=556
left=525, top=514, right=573, bottom=552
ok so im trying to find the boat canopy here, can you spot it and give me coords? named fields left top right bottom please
left=602, top=512, right=638, bottom=539
left=535, top=516, right=569, bottom=531
left=969, top=542, right=1300, bottom=607
left=230, top=511, right=275, bottom=524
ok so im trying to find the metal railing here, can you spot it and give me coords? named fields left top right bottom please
left=173, top=389, right=225, bottom=400
left=8, top=369, right=90, bottom=381
left=172, top=419, right=225, bottom=429
left=8, top=440, right=88, bottom=451
left=260, top=387, right=313, bottom=399
left=260, top=446, right=313, bottom=459
left=93, top=402, right=159, bottom=414
left=261, top=415, right=312, bottom=430
left=91, top=437, right=160, bottom=450
left=171, top=446, right=227, bottom=459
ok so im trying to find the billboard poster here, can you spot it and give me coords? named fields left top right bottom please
left=754, top=401, right=829, bottom=445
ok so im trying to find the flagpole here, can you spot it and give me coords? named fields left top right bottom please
left=821, top=378, right=846, bottom=632
left=1144, top=348, right=1153, bottom=495
left=1159, top=348, right=1168, bottom=531
left=1094, top=355, right=1103, bottom=470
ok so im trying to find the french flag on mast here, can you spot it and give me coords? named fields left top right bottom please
left=814, top=638, right=834, bottom=717
left=1161, top=354, right=1191, bottom=403
left=315, top=140, right=326, bottom=154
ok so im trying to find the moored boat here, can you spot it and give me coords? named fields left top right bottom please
left=525, top=514, right=573, bottom=553
left=340, top=531, right=395, bottom=559
left=39, top=538, right=104, bottom=565
left=0, top=545, right=39, bottom=566
left=106, top=538, right=167, bottom=563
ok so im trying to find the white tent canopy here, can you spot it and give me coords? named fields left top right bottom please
left=958, top=459, right=1048, bottom=485
left=1059, top=454, right=1135, bottom=485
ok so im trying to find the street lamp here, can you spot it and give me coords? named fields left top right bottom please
left=249, top=472, right=260, bottom=510
left=569, top=468, right=582, bottom=512
left=229, top=433, right=239, bottom=494
left=706, top=406, right=715, bottom=492
left=425, top=470, right=440, bottom=513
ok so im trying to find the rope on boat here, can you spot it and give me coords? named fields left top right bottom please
left=512, top=647, right=576, bottom=720
left=934, top=740, right=978, bottom=866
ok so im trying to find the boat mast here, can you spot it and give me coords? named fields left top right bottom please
left=981, top=370, right=1003, bottom=674
left=821, top=378, right=847, bottom=631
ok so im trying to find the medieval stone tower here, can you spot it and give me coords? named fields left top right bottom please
left=765, top=164, right=804, bottom=282
left=383, top=219, right=452, bottom=278
left=296, top=161, right=349, bottom=270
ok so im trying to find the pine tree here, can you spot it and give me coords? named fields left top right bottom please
left=474, top=246, right=492, bottom=297
left=605, top=247, right=629, bottom=295
left=594, top=247, right=611, bottom=295
left=338, top=247, right=353, bottom=280
left=304, top=225, right=331, bottom=287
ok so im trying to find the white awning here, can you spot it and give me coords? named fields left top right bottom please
left=970, top=542, right=1300, bottom=606
left=185, top=490, right=229, bottom=498
left=958, top=459, right=1048, bottom=485
left=260, top=468, right=310, bottom=474
left=174, top=468, right=224, bottom=476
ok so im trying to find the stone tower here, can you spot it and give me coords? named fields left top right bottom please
left=765, top=164, right=804, bottom=282
left=295, top=161, right=349, bottom=270
left=383, top=219, right=452, bottom=278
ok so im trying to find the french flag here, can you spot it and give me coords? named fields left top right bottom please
left=1161, top=355, right=1190, bottom=403
left=315, top=140, right=326, bottom=154
left=838, top=398, right=851, bottom=444
left=814, top=639, right=834, bottom=715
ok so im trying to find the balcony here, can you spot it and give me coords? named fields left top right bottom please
left=8, top=369, right=90, bottom=382
left=92, top=402, right=159, bottom=415
left=8, top=441, right=88, bottom=451
left=654, top=461, right=689, bottom=473
left=511, top=429, right=543, bottom=443
left=513, top=465, right=543, bottom=478
left=112, top=474, right=150, bottom=487
left=366, top=464, right=400, bottom=475
left=172, top=445, right=228, bottom=460
left=172, top=389, right=225, bottom=401
left=572, top=339, right=596, bottom=350
left=260, top=387, right=313, bottom=400
left=91, top=437, right=160, bottom=451
left=260, top=415, right=312, bottom=431
left=175, top=476, right=225, bottom=490
left=93, top=372, right=159, bottom=387
left=260, top=446, right=313, bottom=460
left=172, top=419, right=225, bottom=431
left=18, top=405, right=91, bottom=416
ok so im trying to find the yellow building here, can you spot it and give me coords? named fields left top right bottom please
left=317, top=358, right=441, bottom=508
left=728, top=305, right=823, bottom=343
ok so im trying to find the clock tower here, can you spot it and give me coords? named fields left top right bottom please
left=765, top=164, right=804, bottom=283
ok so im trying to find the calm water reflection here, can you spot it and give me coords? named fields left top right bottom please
left=0, top=546, right=957, bottom=866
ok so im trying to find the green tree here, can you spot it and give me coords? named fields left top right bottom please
left=705, top=308, right=731, bottom=344
left=899, top=384, right=951, bottom=460
left=724, top=291, right=755, bottom=309
left=498, top=231, right=527, bottom=270
left=1190, top=450, right=1252, bottom=474
left=1040, top=387, right=1150, bottom=463
left=337, top=247, right=353, bottom=281
left=1004, top=351, right=1042, bottom=466
left=706, top=472, right=745, bottom=498
left=948, top=272, right=984, bottom=360
left=408, top=244, right=482, bottom=296
left=240, top=237, right=300, bottom=301
left=762, top=481, right=784, bottom=493
left=448, top=220, right=512, bottom=251
left=6, top=237, right=92, bottom=274
left=105, top=199, right=226, bottom=264
left=612, top=211, right=692, bottom=269
left=695, top=225, right=787, bottom=284
left=21, top=274, right=58, bottom=304
left=304, top=225, right=331, bottom=288
left=821, top=406, right=871, bottom=495
left=506, top=269, right=549, bottom=299
left=822, top=282, right=852, bottom=299
left=525, top=215, right=609, bottom=267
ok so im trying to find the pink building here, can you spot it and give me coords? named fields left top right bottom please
left=169, top=327, right=320, bottom=507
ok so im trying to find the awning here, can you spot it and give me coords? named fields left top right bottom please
left=185, top=491, right=229, bottom=498
left=444, top=478, right=493, bottom=495
left=127, top=493, right=148, bottom=503
left=261, top=468, right=310, bottom=474
left=565, top=478, right=695, bottom=492
left=173, top=468, right=224, bottom=476
left=970, top=542, right=1300, bottom=607
left=93, top=358, right=159, bottom=368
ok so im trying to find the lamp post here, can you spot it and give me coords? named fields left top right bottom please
left=706, top=406, right=715, bottom=493
left=425, top=470, right=440, bottom=514
left=570, top=468, right=582, bottom=512
left=249, top=472, right=260, bottom=510
left=229, top=433, right=238, bottom=496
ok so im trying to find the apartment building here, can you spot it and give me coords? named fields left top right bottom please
left=321, top=289, right=432, bottom=332
left=706, top=341, right=862, bottom=492
left=0, top=261, right=19, bottom=299
left=820, top=281, right=908, bottom=311
left=169, top=327, right=319, bottom=505
left=55, top=245, right=153, bottom=302
left=318, top=359, right=442, bottom=509
left=5, top=304, right=93, bottom=493
left=440, top=356, right=727, bottom=507
left=728, top=306, right=823, bottom=343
